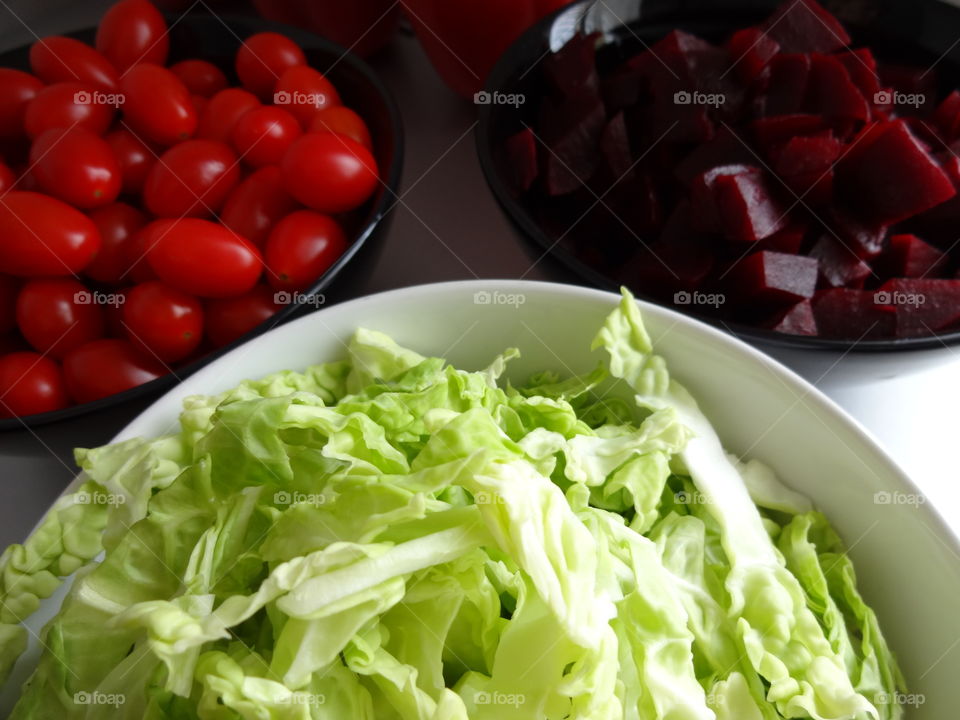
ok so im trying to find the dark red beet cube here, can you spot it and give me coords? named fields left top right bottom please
left=761, top=0, right=851, bottom=54
left=808, top=235, right=873, bottom=288
left=836, top=48, right=881, bottom=100
left=836, top=119, right=956, bottom=225
left=877, top=279, right=960, bottom=336
left=726, top=27, right=781, bottom=84
left=634, top=201, right=717, bottom=294
left=729, top=250, right=819, bottom=305
left=768, top=299, right=818, bottom=335
left=882, top=234, right=947, bottom=278
left=693, top=165, right=788, bottom=242
left=674, top=128, right=755, bottom=186
left=751, top=114, right=828, bottom=151
left=812, top=288, right=896, bottom=338
left=540, top=96, right=606, bottom=196
left=600, top=111, right=634, bottom=182
left=542, top=32, right=600, bottom=101
left=824, top=207, right=887, bottom=258
left=762, top=54, right=812, bottom=115
left=805, top=54, right=870, bottom=123
left=503, top=128, right=538, bottom=195
left=934, top=90, right=960, bottom=143
left=759, top=223, right=807, bottom=254
left=773, top=131, right=843, bottom=202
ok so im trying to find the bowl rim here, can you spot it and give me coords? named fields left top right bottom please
left=0, top=11, right=405, bottom=430
left=474, top=0, right=960, bottom=355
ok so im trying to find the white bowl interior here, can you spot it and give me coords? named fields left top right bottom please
left=3, top=280, right=957, bottom=716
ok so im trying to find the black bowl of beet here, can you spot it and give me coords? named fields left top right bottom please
left=477, top=0, right=960, bottom=382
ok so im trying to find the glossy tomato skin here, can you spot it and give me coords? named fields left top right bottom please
left=96, top=0, right=169, bottom=72
left=231, top=106, right=302, bottom=168
left=104, top=127, right=156, bottom=194
left=0, top=275, right=19, bottom=334
left=0, top=161, right=15, bottom=193
left=16, top=278, right=105, bottom=358
left=309, top=106, right=373, bottom=150
left=29, top=36, right=119, bottom=90
left=0, top=192, right=101, bottom=276
left=85, top=202, right=148, bottom=284
left=170, top=59, right=229, bottom=97
left=121, top=64, right=197, bottom=146
left=265, top=210, right=346, bottom=291
left=221, top=165, right=299, bottom=247
left=143, top=139, right=240, bottom=217
left=24, top=82, right=114, bottom=138
left=124, top=227, right=160, bottom=282
left=0, top=69, right=43, bottom=141
left=274, top=66, right=341, bottom=126
left=145, top=218, right=263, bottom=297
left=197, top=88, right=260, bottom=142
left=205, top=284, right=281, bottom=347
left=30, top=127, right=122, bottom=209
left=281, top=132, right=378, bottom=213
left=0, top=352, right=69, bottom=417
left=236, top=32, right=306, bottom=100
left=122, top=281, right=203, bottom=362
left=62, top=338, right=166, bottom=404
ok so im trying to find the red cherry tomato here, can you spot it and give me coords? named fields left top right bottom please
left=0, top=161, right=15, bottom=193
left=143, top=140, right=240, bottom=217
left=281, top=132, right=378, bottom=213
left=121, top=64, right=197, bottom=146
left=63, top=339, right=166, bottom=404
left=235, top=32, right=306, bottom=100
left=205, top=284, right=281, bottom=347
left=0, top=192, right=101, bottom=276
left=221, top=165, right=299, bottom=247
left=124, top=227, right=159, bottom=283
left=104, top=127, right=157, bottom=194
left=309, top=106, right=373, bottom=151
left=29, top=36, right=119, bottom=90
left=16, top=278, right=105, bottom=358
left=30, top=127, right=122, bottom=209
left=0, top=69, right=43, bottom=141
left=96, top=0, right=169, bottom=73
left=24, top=82, right=114, bottom=138
left=170, top=59, right=229, bottom=97
left=145, top=218, right=263, bottom=297
left=265, top=210, right=346, bottom=291
left=122, top=281, right=203, bottom=362
left=0, top=352, right=69, bottom=417
left=191, top=94, right=209, bottom=116
left=85, top=203, right=148, bottom=284
left=0, top=275, right=18, bottom=334
left=274, top=66, right=341, bottom=126
left=231, top=106, right=302, bottom=168
left=197, top=88, right=260, bottom=143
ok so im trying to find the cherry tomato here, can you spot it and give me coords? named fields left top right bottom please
left=121, top=64, right=197, bottom=146
left=29, top=36, right=119, bottom=90
left=0, top=192, right=101, bottom=276
left=231, top=106, right=302, bottom=168
left=0, top=69, right=43, bottom=141
left=235, top=32, right=306, bottom=100
left=0, top=352, right=69, bottom=417
left=30, top=127, right=122, bottom=209
left=274, top=66, right=341, bottom=126
left=85, top=203, right=148, bottom=284
left=0, top=275, right=18, bottom=334
left=16, top=278, right=105, bottom=359
left=265, top=210, right=346, bottom=291
left=63, top=338, right=166, bottom=403
left=191, top=94, right=209, bottom=116
left=124, top=227, right=159, bottom=283
left=309, top=106, right=373, bottom=150
left=0, top=161, right=15, bottom=193
left=197, top=88, right=260, bottom=143
left=24, top=82, right=114, bottom=138
left=205, top=284, right=281, bottom=347
left=170, top=59, right=229, bottom=97
left=96, top=0, right=169, bottom=73
left=122, top=281, right=203, bottom=362
left=145, top=218, right=263, bottom=297
left=143, top=140, right=240, bottom=217
left=104, top=127, right=157, bottom=194
left=221, top=165, right=299, bottom=247
left=281, top=132, right=378, bottom=213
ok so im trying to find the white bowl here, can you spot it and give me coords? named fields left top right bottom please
left=3, top=280, right=958, bottom=716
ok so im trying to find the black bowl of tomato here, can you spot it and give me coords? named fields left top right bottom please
left=0, top=6, right=403, bottom=428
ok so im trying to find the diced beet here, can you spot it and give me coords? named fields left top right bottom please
left=728, top=250, right=819, bottom=305
left=759, top=223, right=807, bottom=254
left=903, top=117, right=940, bottom=150
left=608, top=173, right=663, bottom=237
left=502, top=128, right=538, bottom=195
left=691, top=165, right=788, bottom=241
left=599, top=111, right=634, bottom=182
left=542, top=32, right=600, bottom=101
left=632, top=201, right=717, bottom=294
left=675, top=127, right=755, bottom=186
left=540, top=96, right=606, bottom=195
left=768, top=299, right=818, bottom=335
left=881, top=233, right=947, bottom=278
left=808, top=235, right=873, bottom=288
left=773, top=130, right=842, bottom=180
left=761, top=54, right=811, bottom=115
left=836, top=48, right=882, bottom=100
left=877, top=278, right=960, bottom=336
left=812, top=288, right=896, bottom=338
left=761, top=0, right=850, bottom=54
left=836, top=119, right=956, bottom=225
left=824, top=207, right=887, bottom=258
left=934, top=90, right=960, bottom=143
left=805, top=54, right=870, bottom=123
left=726, top=27, right=781, bottom=84
left=751, top=114, right=828, bottom=151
